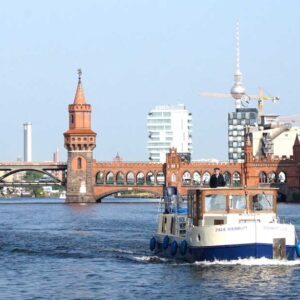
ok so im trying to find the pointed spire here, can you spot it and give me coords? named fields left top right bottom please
left=246, top=133, right=252, bottom=147
left=245, top=127, right=252, bottom=147
left=74, top=68, right=86, bottom=105
left=294, top=134, right=300, bottom=146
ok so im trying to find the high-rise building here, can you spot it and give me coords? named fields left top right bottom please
left=147, top=104, right=192, bottom=162
left=228, top=108, right=258, bottom=162
left=250, top=116, right=300, bottom=158
left=23, top=122, right=32, bottom=162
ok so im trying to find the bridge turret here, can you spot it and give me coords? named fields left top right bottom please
left=63, top=70, right=97, bottom=202
left=165, top=148, right=181, bottom=187
left=244, top=127, right=253, bottom=163
left=293, top=134, right=300, bottom=162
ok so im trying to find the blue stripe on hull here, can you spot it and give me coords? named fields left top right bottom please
left=156, top=242, right=296, bottom=261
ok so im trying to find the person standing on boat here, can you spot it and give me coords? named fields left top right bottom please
left=209, top=168, right=226, bottom=188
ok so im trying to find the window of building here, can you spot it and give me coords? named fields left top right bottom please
left=149, top=112, right=162, bottom=117
left=77, top=157, right=82, bottom=169
left=232, top=172, right=241, bottom=186
left=259, top=171, right=267, bottom=183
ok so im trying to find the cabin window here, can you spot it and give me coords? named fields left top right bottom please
left=188, top=192, right=201, bottom=222
left=230, top=195, right=246, bottom=210
left=205, top=194, right=226, bottom=212
left=162, top=216, right=167, bottom=233
left=214, top=219, right=224, bottom=225
left=253, top=194, right=273, bottom=211
left=77, top=157, right=82, bottom=169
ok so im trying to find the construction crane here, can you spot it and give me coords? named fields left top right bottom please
left=276, top=115, right=300, bottom=123
left=200, top=87, right=279, bottom=122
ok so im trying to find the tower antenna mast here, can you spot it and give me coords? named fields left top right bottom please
left=230, top=20, right=246, bottom=108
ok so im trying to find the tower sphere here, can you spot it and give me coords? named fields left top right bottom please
left=231, top=84, right=245, bottom=100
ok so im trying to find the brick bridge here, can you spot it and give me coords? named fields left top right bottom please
left=92, top=145, right=300, bottom=201
left=92, top=153, right=244, bottom=200
left=63, top=74, right=300, bottom=202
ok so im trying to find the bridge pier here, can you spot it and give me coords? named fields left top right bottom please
left=66, top=193, right=95, bottom=203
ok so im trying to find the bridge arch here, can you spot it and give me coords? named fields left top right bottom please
left=136, top=172, right=145, bottom=185
left=0, top=168, right=62, bottom=183
left=146, top=172, right=155, bottom=185
left=116, top=172, right=125, bottom=185
left=232, top=171, right=241, bottom=186
left=192, top=171, right=201, bottom=186
left=156, top=171, right=165, bottom=185
left=277, top=171, right=287, bottom=183
left=259, top=171, right=267, bottom=184
left=106, top=172, right=114, bottom=184
left=182, top=171, right=191, bottom=186
left=223, top=171, right=231, bottom=186
left=202, top=171, right=211, bottom=185
left=95, top=187, right=163, bottom=202
left=126, top=171, right=135, bottom=185
left=95, top=171, right=105, bottom=184
left=268, top=171, right=276, bottom=183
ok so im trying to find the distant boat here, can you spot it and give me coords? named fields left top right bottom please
left=59, top=191, right=66, bottom=199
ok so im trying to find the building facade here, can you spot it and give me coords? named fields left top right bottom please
left=228, top=108, right=258, bottom=162
left=147, top=104, right=192, bottom=162
left=251, top=116, right=300, bottom=158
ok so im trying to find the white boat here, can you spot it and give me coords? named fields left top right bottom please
left=59, top=191, right=66, bottom=199
left=150, top=187, right=300, bottom=261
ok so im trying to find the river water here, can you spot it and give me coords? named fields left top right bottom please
left=0, top=198, right=300, bottom=299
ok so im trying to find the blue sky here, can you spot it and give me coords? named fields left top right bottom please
left=0, top=0, right=299, bottom=162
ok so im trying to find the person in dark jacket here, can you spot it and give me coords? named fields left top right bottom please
left=209, top=168, right=226, bottom=188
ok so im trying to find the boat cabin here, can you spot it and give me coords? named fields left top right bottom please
left=187, top=187, right=278, bottom=226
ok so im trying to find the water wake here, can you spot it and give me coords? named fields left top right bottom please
left=132, top=255, right=169, bottom=263
left=97, top=246, right=134, bottom=255
left=194, top=257, right=300, bottom=266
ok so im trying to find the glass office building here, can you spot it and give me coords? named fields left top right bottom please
left=147, top=104, right=192, bottom=162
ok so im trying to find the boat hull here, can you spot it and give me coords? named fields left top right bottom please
left=155, top=241, right=296, bottom=262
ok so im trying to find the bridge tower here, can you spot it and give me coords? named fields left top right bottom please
left=243, top=128, right=253, bottom=187
left=64, top=70, right=97, bottom=202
